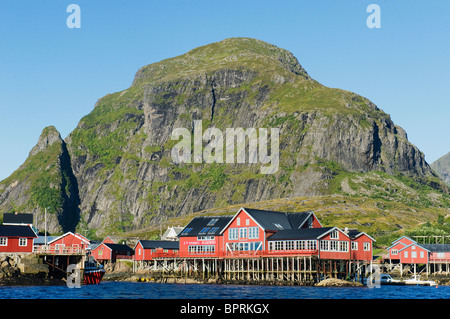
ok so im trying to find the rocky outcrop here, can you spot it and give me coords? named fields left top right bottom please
left=432, top=152, right=450, bottom=186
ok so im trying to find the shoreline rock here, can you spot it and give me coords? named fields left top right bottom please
left=314, top=278, right=363, bottom=287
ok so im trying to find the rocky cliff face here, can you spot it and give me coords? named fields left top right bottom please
left=432, top=152, right=450, bottom=186
left=0, top=38, right=446, bottom=236
left=0, top=126, right=80, bottom=233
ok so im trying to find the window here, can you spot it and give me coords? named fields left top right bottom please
left=404, top=251, right=408, bottom=258
left=340, top=241, right=348, bottom=252
left=307, top=240, right=316, bottom=250
left=246, top=219, right=250, bottom=226
left=199, top=227, right=210, bottom=235
left=208, top=227, right=219, bottom=234
left=352, top=242, right=358, bottom=250
left=207, top=218, right=218, bottom=226
left=437, top=252, right=444, bottom=258
left=239, top=228, right=247, bottom=238
left=229, top=228, right=238, bottom=240
left=273, top=223, right=284, bottom=230
left=364, top=242, right=371, bottom=251
left=274, top=241, right=283, bottom=250
left=330, top=230, right=338, bottom=239
left=330, top=241, right=339, bottom=251
left=237, top=217, right=240, bottom=226
left=197, top=236, right=214, bottom=241
left=320, top=240, right=329, bottom=251
left=181, top=228, right=193, bottom=235
left=19, top=238, right=27, bottom=246
left=286, top=241, right=295, bottom=250
left=391, top=249, right=398, bottom=255
left=0, top=238, right=7, bottom=246
left=249, top=227, right=259, bottom=239
left=411, top=251, right=417, bottom=258
left=420, top=251, right=424, bottom=258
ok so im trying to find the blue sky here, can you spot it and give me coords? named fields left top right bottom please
left=0, top=0, right=449, bottom=181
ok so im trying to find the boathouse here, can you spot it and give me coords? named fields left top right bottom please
left=134, top=240, right=179, bottom=261
left=44, top=232, right=90, bottom=254
left=91, top=242, right=134, bottom=263
left=221, top=208, right=322, bottom=256
left=0, top=224, right=37, bottom=253
left=386, top=236, right=416, bottom=263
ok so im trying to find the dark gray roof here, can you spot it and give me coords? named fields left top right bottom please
left=104, top=243, right=134, bottom=252
left=419, top=244, right=450, bottom=252
left=267, top=227, right=334, bottom=241
left=178, top=216, right=233, bottom=237
left=138, top=240, right=179, bottom=250
left=243, top=208, right=313, bottom=231
left=346, top=229, right=363, bottom=239
left=3, top=213, right=33, bottom=225
left=0, top=225, right=37, bottom=238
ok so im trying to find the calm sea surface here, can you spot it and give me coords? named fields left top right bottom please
left=0, top=281, right=449, bottom=299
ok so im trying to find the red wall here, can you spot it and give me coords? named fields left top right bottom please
left=49, top=233, right=89, bottom=249
left=318, top=230, right=351, bottom=260
left=91, top=243, right=112, bottom=261
left=0, top=237, right=34, bottom=253
left=179, top=236, right=224, bottom=257
left=222, top=209, right=265, bottom=254
left=399, top=245, right=429, bottom=264
left=134, top=242, right=178, bottom=261
left=350, top=234, right=373, bottom=261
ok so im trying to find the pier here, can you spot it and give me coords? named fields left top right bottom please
left=133, top=256, right=370, bottom=285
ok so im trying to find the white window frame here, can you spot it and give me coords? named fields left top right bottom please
left=19, top=238, right=27, bottom=246
left=330, top=230, right=339, bottom=239
left=248, top=227, right=259, bottom=239
left=364, top=242, right=370, bottom=251
left=0, top=237, right=7, bottom=246
left=228, top=228, right=238, bottom=240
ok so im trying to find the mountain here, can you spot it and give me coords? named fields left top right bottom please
left=0, top=126, right=80, bottom=233
left=0, top=38, right=448, bottom=237
left=432, top=152, right=450, bottom=185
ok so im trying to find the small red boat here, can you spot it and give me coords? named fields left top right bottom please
left=83, top=257, right=105, bottom=285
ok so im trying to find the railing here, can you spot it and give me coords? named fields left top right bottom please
left=33, top=245, right=85, bottom=255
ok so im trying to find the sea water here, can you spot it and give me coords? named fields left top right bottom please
left=0, top=281, right=449, bottom=299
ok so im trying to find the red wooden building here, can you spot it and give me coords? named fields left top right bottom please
left=220, top=208, right=321, bottom=256
left=46, top=232, right=90, bottom=254
left=347, top=229, right=376, bottom=261
left=134, top=240, right=179, bottom=261
left=386, top=236, right=417, bottom=263
left=177, top=207, right=374, bottom=261
left=0, top=225, right=37, bottom=253
left=91, top=242, right=134, bottom=263
left=178, top=216, right=233, bottom=257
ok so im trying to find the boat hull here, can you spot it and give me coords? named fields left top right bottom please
left=83, top=269, right=106, bottom=285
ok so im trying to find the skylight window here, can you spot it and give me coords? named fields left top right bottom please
left=199, top=227, right=210, bottom=234
left=207, top=218, right=219, bottom=226
left=181, top=228, right=193, bottom=234
left=208, top=227, right=219, bottom=234
left=273, top=223, right=284, bottom=230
